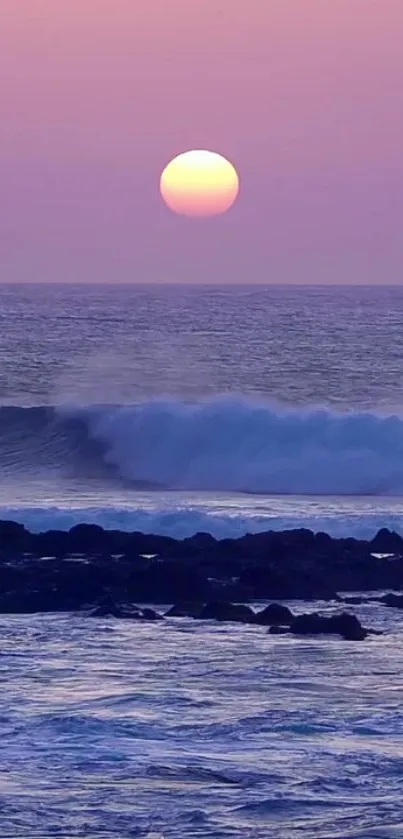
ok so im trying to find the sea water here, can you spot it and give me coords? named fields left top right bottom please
left=1, top=283, right=403, bottom=837
left=1, top=283, right=403, bottom=537
left=2, top=602, right=403, bottom=838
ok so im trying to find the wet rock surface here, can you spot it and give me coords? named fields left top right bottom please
left=253, top=603, right=295, bottom=625
left=199, top=602, right=256, bottom=622
left=379, top=593, right=403, bottom=609
left=291, top=611, right=368, bottom=641
left=0, top=521, right=401, bottom=616
left=165, top=601, right=204, bottom=618
left=166, top=601, right=372, bottom=640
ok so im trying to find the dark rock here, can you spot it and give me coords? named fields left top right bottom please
left=0, top=520, right=401, bottom=614
left=291, top=611, right=367, bottom=641
left=371, top=528, right=403, bottom=554
left=340, top=596, right=368, bottom=606
left=124, top=532, right=180, bottom=558
left=254, top=603, right=294, bottom=626
left=141, top=607, right=163, bottom=621
left=0, top=589, right=65, bottom=614
left=241, top=528, right=316, bottom=555
left=268, top=625, right=291, bottom=635
left=133, top=562, right=211, bottom=603
left=89, top=602, right=124, bottom=618
left=68, top=523, right=107, bottom=553
left=380, top=593, right=403, bottom=609
left=33, top=529, right=69, bottom=558
left=238, top=563, right=337, bottom=602
left=118, top=606, right=163, bottom=621
left=199, top=602, right=256, bottom=623
left=88, top=594, right=127, bottom=618
left=182, top=532, right=217, bottom=551
left=315, top=531, right=334, bottom=547
left=165, top=602, right=204, bottom=618
left=89, top=598, right=162, bottom=621
left=0, top=520, right=31, bottom=552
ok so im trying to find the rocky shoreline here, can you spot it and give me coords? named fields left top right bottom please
left=87, top=598, right=381, bottom=641
left=0, top=520, right=402, bottom=624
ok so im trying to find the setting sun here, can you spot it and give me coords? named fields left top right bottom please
left=160, top=150, right=239, bottom=218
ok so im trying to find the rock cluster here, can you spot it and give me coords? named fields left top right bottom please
left=0, top=520, right=400, bottom=615
left=84, top=597, right=373, bottom=641
left=163, top=600, right=372, bottom=640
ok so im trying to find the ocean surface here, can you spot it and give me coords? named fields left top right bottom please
left=3, top=601, right=403, bottom=839
left=2, top=283, right=403, bottom=839
left=0, top=283, right=403, bottom=537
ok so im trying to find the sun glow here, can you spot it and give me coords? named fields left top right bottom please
left=160, top=150, right=239, bottom=217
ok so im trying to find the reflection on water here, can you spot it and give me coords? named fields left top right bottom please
left=1, top=603, right=403, bottom=837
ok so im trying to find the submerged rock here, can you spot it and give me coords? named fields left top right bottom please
left=141, top=607, right=163, bottom=621
left=291, top=611, right=367, bottom=641
left=89, top=603, right=124, bottom=618
left=268, top=625, right=291, bottom=635
left=253, top=603, right=294, bottom=626
left=380, top=593, right=403, bottom=609
left=165, top=602, right=204, bottom=618
left=89, top=597, right=162, bottom=621
left=340, top=596, right=368, bottom=606
left=199, top=602, right=256, bottom=623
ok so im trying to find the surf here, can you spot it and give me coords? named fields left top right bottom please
left=1, top=397, right=403, bottom=496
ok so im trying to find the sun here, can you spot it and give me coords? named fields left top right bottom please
left=160, top=150, right=239, bottom=218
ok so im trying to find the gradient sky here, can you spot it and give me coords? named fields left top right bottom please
left=1, top=0, right=403, bottom=283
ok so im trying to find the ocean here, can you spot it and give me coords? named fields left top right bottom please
left=2, top=283, right=403, bottom=838
left=1, top=283, right=403, bottom=538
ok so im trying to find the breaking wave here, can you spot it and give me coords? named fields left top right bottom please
left=1, top=398, right=403, bottom=495
left=1, top=504, right=402, bottom=540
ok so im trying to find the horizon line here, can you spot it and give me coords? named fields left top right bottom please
left=0, top=281, right=401, bottom=288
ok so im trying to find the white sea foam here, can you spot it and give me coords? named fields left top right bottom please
left=2, top=398, right=403, bottom=497
left=81, top=397, right=403, bottom=495
left=1, top=504, right=402, bottom=540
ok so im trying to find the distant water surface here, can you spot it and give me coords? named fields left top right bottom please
left=0, top=283, right=402, bottom=408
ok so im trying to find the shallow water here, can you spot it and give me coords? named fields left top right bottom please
left=2, top=485, right=403, bottom=540
left=2, top=602, right=403, bottom=838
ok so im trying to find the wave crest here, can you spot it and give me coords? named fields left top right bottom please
left=83, top=398, right=403, bottom=495
left=0, top=398, right=402, bottom=495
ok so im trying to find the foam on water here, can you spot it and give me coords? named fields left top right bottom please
left=2, top=398, right=403, bottom=497
left=2, top=502, right=403, bottom=540
left=1, top=605, right=403, bottom=838
left=83, top=397, right=403, bottom=494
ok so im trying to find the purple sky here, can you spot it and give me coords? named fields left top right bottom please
left=1, top=0, right=403, bottom=283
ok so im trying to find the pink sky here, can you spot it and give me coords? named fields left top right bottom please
left=1, top=0, right=402, bottom=283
